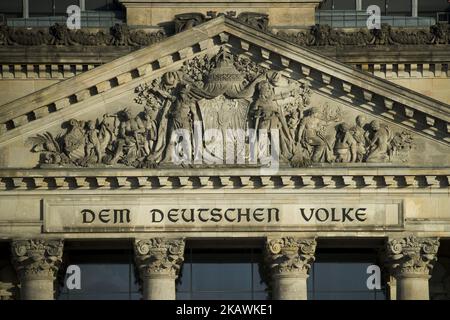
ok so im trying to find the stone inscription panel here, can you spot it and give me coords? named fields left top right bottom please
left=43, top=198, right=403, bottom=233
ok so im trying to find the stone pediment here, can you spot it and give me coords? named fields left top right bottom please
left=0, top=16, right=449, bottom=170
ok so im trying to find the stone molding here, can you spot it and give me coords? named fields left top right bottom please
left=265, top=237, right=317, bottom=276
left=11, top=239, right=64, bottom=281
left=354, top=63, right=450, bottom=79
left=0, top=64, right=99, bottom=80
left=134, top=238, right=185, bottom=278
left=0, top=170, right=449, bottom=191
left=386, top=235, right=440, bottom=277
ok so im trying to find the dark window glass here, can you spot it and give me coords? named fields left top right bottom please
left=58, top=250, right=140, bottom=300
left=419, top=0, right=450, bottom=18
left=29, top=0, right=54, bottom=17
left=86, top=0, right=120, bottom=11
left=334, top=0, right=356, bottom=10
left=386, top=0, right=411, bottom=16
left=362, top=0, right=386, bottom=15
left=177, top=248, right=268, bottom=300
left=0, top=0, right=22, bottom=18
left=308, top=251, right=386, bottom=300
left=55, top=0, right=79, bottom=15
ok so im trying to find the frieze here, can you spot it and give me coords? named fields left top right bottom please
left=0, top=23, right=165, bottom=47
left=277, top=23, right=450, bottom=46
left=28, top=47, right=414, bottom=169
left=42, top=199, right=403, bottom=232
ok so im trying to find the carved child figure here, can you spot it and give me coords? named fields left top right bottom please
left=85, top=120, right=102, bottom=164
left=335, top=123, right=357, bottom=163
left=366, top=120, right=392, bottom=163
left=351, top=115, right=368, bottom=162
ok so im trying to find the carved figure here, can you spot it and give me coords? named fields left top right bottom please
left=351, top=115, right=368, bottom=162
left=298, top=106, right=337, bottom=163
left=174, top=13, right=206, bottom=33
left=366, top=120, right=392, bottom=163
left=28, top=51, right=414, bottom=168
left=335, top=122, right=357, bottom=163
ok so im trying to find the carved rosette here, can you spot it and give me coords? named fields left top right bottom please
left=265, top=237, right=317, bottom=277
left=11, top=239, right=64, bottom=281
left=386, top=236, right=440, bottom=277
left=134, top=238, right=185, bottom=279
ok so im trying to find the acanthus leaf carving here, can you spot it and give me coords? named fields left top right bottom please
left=386, top=235, right=440, bottom=277
left=134, top=238, right=185, bottom=278
left=265, top=237, right=317, bottom=276
left=11, top=239, right=64, bottom=281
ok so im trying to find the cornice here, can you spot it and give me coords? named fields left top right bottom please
left=0, top=167, right=448, bottom=191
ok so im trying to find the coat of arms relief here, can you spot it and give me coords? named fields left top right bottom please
left=29, top=47, right=414, bottom=168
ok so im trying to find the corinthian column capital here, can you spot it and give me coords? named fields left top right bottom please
left=265, top=237, right=317, bottom=276
left=386, top=235, right=439, bottom=277
left=134, top=238, right=185, bottom=279
left=11, top=239, right=64, bottom=281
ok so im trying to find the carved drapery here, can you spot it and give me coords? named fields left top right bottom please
left=29, top=47, right=414, bottom=169
left=134, top=238, right=185, bottom=278
left=386, top=236, right=440, bottom=277
left=265, top=237, right=317, bottom=276
left=11, top=239, right=64, bottom=281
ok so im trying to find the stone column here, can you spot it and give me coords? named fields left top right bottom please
left=22, top=0, right=29, bottom=18
left=356, top=0, right=362, bottom=11
left=265, top=237, right=316, bottom=300
left=79, top=0, right=86, bottom=11
left=134, top=238, right=185, bottom=300
left=411, top=0, right=418, bottom=17
left=11, top=239, right=64, bottom=300
left=386, top=235, right=439, bottom=300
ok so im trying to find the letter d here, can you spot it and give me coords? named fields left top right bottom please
left=81, top=209, right=95, bottom=223
left=151, top=209, right=164, bottom=223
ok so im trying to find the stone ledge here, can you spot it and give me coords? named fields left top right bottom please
left=0, top=170, right=448, bottom=191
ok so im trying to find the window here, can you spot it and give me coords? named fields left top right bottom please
left=58, top=250, right=140, bottom=300
left=307, top=250, right=386, bottom=300
left=0, top=0, right=22, bottom=18
left=362, top=0, right=386, bottom=15
left=177, top=248, right=268, bottom=300
left=86, top=0, right=120, bottom=11
left=419, top=0, right=450, bottom=18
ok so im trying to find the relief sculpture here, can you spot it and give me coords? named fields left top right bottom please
left=29, top=47, right=414, bottom=168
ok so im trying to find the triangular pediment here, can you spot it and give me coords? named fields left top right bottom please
left=0, top=16, right=449, bottom=169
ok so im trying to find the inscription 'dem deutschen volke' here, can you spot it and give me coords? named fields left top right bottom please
left=80, top=207, right=368, bottom=225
